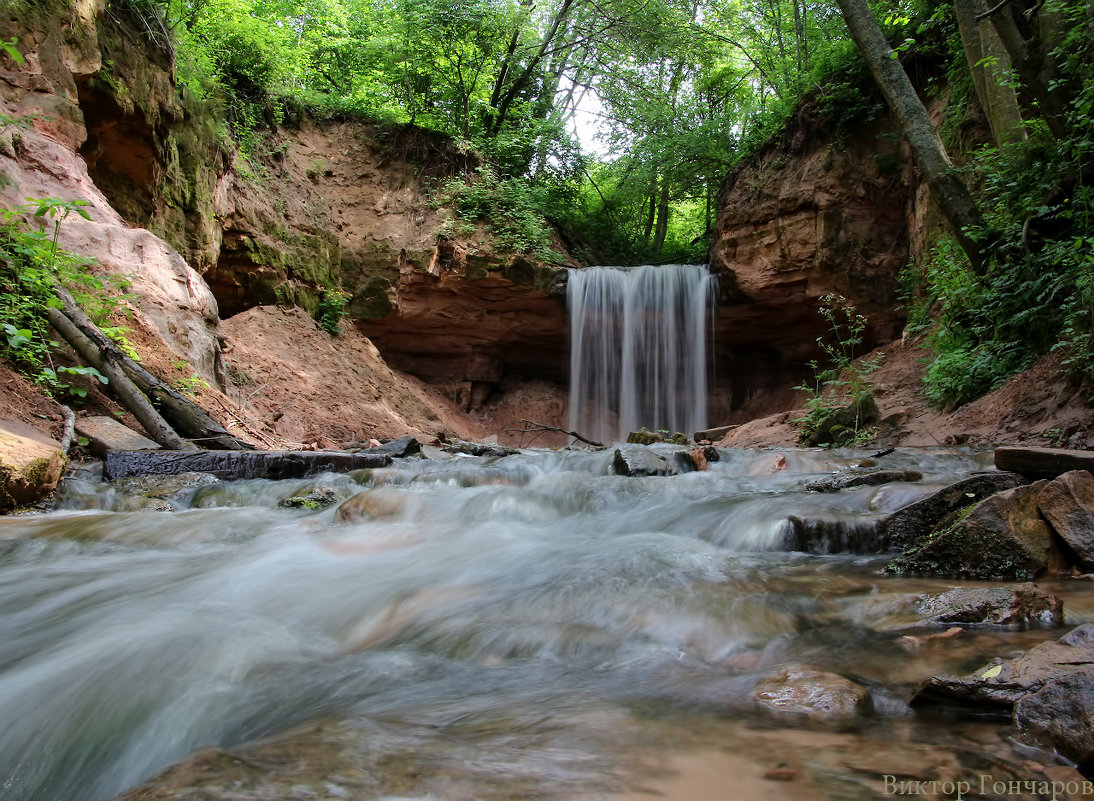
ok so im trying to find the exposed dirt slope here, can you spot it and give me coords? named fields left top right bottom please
left=720, top=337, right=1094, bottom=450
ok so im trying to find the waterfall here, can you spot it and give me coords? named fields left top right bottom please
left=568, top=264, right=714, bottom=443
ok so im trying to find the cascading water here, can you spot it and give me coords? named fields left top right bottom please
left=568, top=264, right=715, bottom=443
left=0, top=447, right=1080, bottom=800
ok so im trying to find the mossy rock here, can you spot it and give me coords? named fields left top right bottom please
left=0, top=420, right=67, bottom=513
left=800, top=394, right=879, bottom=447
left=887, top=482, right=1062, bottom=580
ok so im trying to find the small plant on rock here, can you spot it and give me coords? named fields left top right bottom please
left=794, top=294, right=882, bottom=447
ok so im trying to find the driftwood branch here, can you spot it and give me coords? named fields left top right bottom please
left=57, top=403, right=76, bottom=455
left=45, top=305, right=195, bottom=450
left=52, top=285, right=250, bottom=450
left=976, top=0, right=1012, bottom=22
left=504, top=419, right=604, bottom=448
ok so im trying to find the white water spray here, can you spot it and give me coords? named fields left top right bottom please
left=568, top=264, right=714, bottom=443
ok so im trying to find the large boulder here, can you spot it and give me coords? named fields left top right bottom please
left=912, top=623, right=1094, bottom=712
left=611, top=445, right=678, bottom=477
left=1036, top=469, right=1094, bottom=570
left=0, top=418, right=66, bottom=512
left=887, top=482, right=1065, bottom=580
left=1014, top=670, right=1094, bottom=772
left=877, top=472, right=1025, bottom=550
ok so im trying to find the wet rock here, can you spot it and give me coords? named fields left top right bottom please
left=1037, top=469, right=1094, bottom=570
left=805, top=469, right=922, bottom=493
left=110, top=472, right=219, bottom=511
left=611, top=445, right=678, bottom=477
left=334, top=487, right=417, bottom=522
left=278, top=488, right=341, bottom=509
left=1014, top=670, right=1094, bottom=771
left=913, top=584, right=1063, bottom=627
left=74, top=415, right=160, bottom=457
left=877, top=472, right=1026, bottom=550
left=346, top=435, right=422, bottom=459
left=104, top=450, right=392, bottom=480
left=751, top=663, right=872, bottom=724
left=912, top=623, right=1094, bottom=712
left=887, top=482, right=1065, bottom=580
left=441, top=440, right=519, bottom=458
left=675, top=445, right=719, bottom=472
left=0, top=418, right=67, bottom=512
left=785, top=516, right=882, bottom=554
left=799, top=394, right=879, bottom=447
left=626, top=430, right=664, bottom=445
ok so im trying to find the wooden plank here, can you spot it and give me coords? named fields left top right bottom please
left=994, top=446, right=1094, bottom=478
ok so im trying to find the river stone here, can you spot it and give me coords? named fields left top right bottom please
left=110, top=471, right=220, bottom=511
left=611, top=445, right=678, bottom=477
left=334, top=487, right=417, bottom=522
left=441, top=440, right=519, bottom=458
left=675, top=445, right=719, bottom=472
left=911, top=623, right=1094, bottom=712
left=877, top=472, right=1026, bottom=550
left=346, top=435, right=422, bottom=459
left=805, top=469, right=922, bottom=493
left=751, top=663, right=872, bottom=723
left=0, top=418, right=67, bottom=512
left=1037, top=469, right=1094, bottom=569
left=912, top=584, right=1063, bottom=627
left=626, top=430, right=664, bottom=445
left=886, top=482, right=1064, bottom=580
left=104, top=450, right=392, bottom=480
left=278, top=487, right=341, bottom=509
left=1014, top=670, right=1094, bottom=770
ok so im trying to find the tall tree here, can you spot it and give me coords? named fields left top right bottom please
left=835, top=0, right=985, bottom=271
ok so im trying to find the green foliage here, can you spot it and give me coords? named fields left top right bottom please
left=313, top=288, right=349, bottom=335
left=794, top=294, right=882, bottom=446
left=0, top=196, right=133, bottom=399
left=434, top=166, right=566, bottom=262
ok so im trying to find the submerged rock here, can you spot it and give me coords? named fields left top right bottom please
left=913, top=584, right=1063, bottom=627
left=805, top=469, right=922, bottom=493
left=878, top=471, right=1025, bottom=550
left=751, top=663, right=872, bottom=724
left=1037, top=469, right=1094, bottom=570
left=334, top=487, right=418, bottom=522
left=611, top=445, right=678, bottom=477
left=278, top=487, right=341, bottom=510
left=441, top=440, right=519, bottom=458
left=886, top=482, right=1064, bottom=580
left=912, top=623, right=1094, bottom=712
left=110, top=471, right=219, bottom=512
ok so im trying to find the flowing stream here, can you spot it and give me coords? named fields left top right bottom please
left=1, top=446, right=1091, bottom=801
left=568, top=265, right=715, bottom=443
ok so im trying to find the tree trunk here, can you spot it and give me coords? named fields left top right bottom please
left=45, top=306, right=195, bottom=451
left=652, top=177, right=670, bottom=255
left=51, top=286, right=250, bottom=450
left=836, top=0, right=985, bottom=272
left=982, top=0, right=1068, bottom=139
left=955, top=0, right=1026, bottom=146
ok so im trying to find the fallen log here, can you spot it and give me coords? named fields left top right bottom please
left=45, top=305, right=195, bottom=451
left=103, top=449, right=393, bottom=480
left=51, top=286, right=250, bottom=450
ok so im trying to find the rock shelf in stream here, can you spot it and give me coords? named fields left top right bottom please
left=103, top=449, right=393, bottom=480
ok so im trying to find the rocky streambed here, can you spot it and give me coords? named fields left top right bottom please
left=1, top=445, right=1092, bottom=800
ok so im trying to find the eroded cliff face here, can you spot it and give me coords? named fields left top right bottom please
left=708, top=107, right=921, bottom=422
